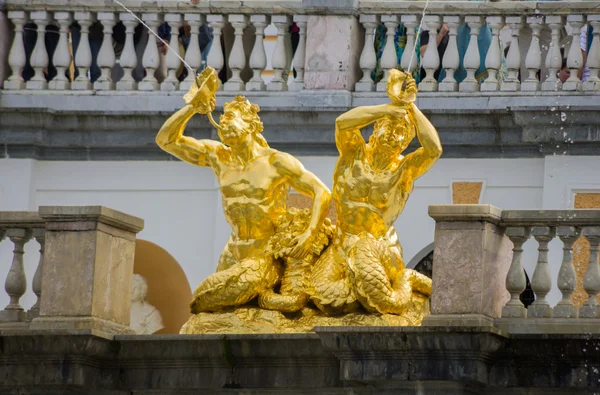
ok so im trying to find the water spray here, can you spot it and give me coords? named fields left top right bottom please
left=408, top=0, right=431, bottom=75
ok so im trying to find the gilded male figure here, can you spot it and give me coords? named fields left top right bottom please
left=308, top=70, right=442, bottom=316
left=156, top=67, right=331, bottom=313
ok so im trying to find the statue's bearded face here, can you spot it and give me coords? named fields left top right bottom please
left=370, top=116, right=414, bottom=154
left=219, top=109, right=249, bottom=145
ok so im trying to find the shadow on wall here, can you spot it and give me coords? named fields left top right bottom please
left=134, top=240, right=192, bottom=334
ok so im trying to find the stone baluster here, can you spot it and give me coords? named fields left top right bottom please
left=481, top=16, right=504, bottom=92
left=580, top=227, right=600, bottom=318
left=419, top=15, right=442, bottom=92
left=355, top=14, right=379, bottom=92
left=180, top=14, right=203, bottom=91
left=247, top=15, right=270, bottom=91
left=94, top=12, right=117, bottom=91
left=283, top=21, right=294, bottom=84
left=460, top=16, right=482, bottom=92
left=400, top=15, right=420, bottom=75
left=553, top=226, right=580, bottom=318
left=48, top=12, right=72, bottom=90
left=72, top=12, right=95, bottom=90
left=224, top=15, right=249, bottom=92
left=563, top=15, right=585, bottom=92
left=583, top=16, right=600, bottom=92
left=138, top=13, right=162, bottom=91
left=0, top=229, right=32, bottom=322
left=26, top=229, right=45, bottom=321
left=541, top=16, right=565, bottom=91
left=439, top=16, right=460, bottom=92
left=521, top=16, right=543, bottom=92
left=527, top=227, right=555, bottom=318
left=502, top=227, right=531, bottom=318
left=26, top=11, right=50, bottom=90
left=206, top=15, right=226, bottom=89
left=501, top=16, right=523, bottom=92
left=376, top=15, right=400, bottom=92
left=161, top=14, right=183, bottom=91
left=4, top=11, right=27, bottom=90
left=268, top=15, right=292, bottom=92
left=116, top=13, right=138, bottom=91
left=290, top=15, right=308, bottom=92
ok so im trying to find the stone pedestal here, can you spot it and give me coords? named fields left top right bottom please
left=423, top=205, right=512, bottom=327
left=30, top=206, right=144, bottom=337
left=303, top=15, right=363, bottom=90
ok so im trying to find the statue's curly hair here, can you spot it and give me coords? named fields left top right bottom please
left=221, top=96, right=268, bottom=146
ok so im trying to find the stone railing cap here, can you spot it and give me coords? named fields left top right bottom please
left=0, top=211, right=45, bottom=228
left=502, top=209, right=600, bottom=227
left=428, top=204, right=503, bottom=224
left=38, top=206, right=144, bottom=233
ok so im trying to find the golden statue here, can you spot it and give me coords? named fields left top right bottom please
left=156, top=67, right=332, bottom=317
left=307, top=69, right=441, bottom=317
left=156, top=67, right=441, bottom=334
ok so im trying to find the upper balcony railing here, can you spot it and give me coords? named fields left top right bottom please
left=1, top=0, right=599, bottom=96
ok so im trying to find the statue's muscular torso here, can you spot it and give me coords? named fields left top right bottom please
left=334, top=144, right=412, bottom=239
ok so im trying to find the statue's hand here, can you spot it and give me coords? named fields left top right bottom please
left=183, top=68, right=220, bottom=114
left=288, top=231, right=314, bottom=259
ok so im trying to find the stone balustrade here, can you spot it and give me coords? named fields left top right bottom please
left=1, top=0, right=599, bottom=94
left=427, top=204, right=600, bottom=334
left=0, top=206, right=144, bottom=337
left=0, top=211, right=45, bottom=328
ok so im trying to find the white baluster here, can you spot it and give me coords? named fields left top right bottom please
left=527, top=226, right=555, bottom=318
left=267, top=15, right=292, bottom=92
left=161, top=14, right=183, bottom=92
left=180, top=13, right=203, bottom=92
left=376, top=15, right=400, bottom=92
left=0, top=229, right=32, bottom=322
left=419, top=15, right=442, bottom=92
left=49, top=12, right=73, bottom=91
left=502, top=227, right=530, bottom=318
left=459, top=16, right=482, bottom=92
left=94, top=12, right=116, bottom=91
left=439, top=16, right=460, bottom=92
left=206, top=14, right=226, bottom=90
left=283, top=20, right=293, bottom=84
left=355, top=14, right=379, bottom=92
left=580, top=227, right=600, bottom=318
left=4, top=11, right=27, bottom=90
left=481, top=16, right=504, bottom=92
left=563, top=15, right=585, bottom=92
left=138, top=13, right=161, bottom=91
left=553, top=226, right=580, bottom=319
left=501, top=16, right=523, bottom=92
left=583, top=16, right=600, bottom=92
left=116, top=13, right=138, bottom=91
left=72, top=12, right=95, bottom=90
left=247, top=15, right=270, bottom=91
left=224, top=14, right=249, bottom=92
left=26, top=11, right=50, bottom=90
left=26, top=229, right=45, bottom=321
left=542, top=16, right=565, bottom=92
left=290, top=15, right=308, bottom=92
left=400, top=15, right=420, bottom=75
left=521, top=16, right=543, bottom=92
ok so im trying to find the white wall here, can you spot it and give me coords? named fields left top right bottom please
left=2, top=156, right=599, bottom=311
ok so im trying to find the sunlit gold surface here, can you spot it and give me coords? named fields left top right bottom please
left=156, top=68, right=441, bottom=334
left=307, top=69, right=442, bottom=318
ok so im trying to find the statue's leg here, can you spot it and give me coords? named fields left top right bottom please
left=307, top=245, right=359, bottom=315
left=216, top=236, right=236, bottom=272
left=348, top=235, right=411, bottom=315
left=190, top=255, right=281, bottom=313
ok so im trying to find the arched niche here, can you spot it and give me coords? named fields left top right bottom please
left=133, top=239, right=192, bottom=334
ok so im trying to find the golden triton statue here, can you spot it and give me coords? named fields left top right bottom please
left=308, top=69, right=441, bottom=317
left=156, top=67, right=441, bottom=334
left=156, top=67, right=332, bottom=317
